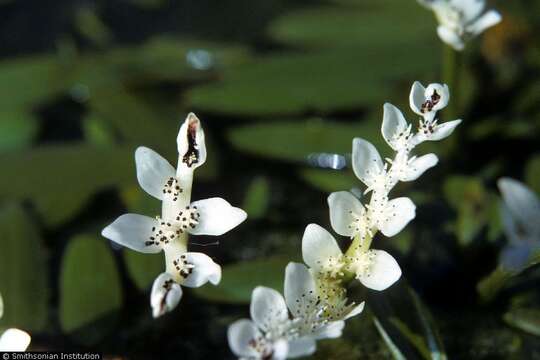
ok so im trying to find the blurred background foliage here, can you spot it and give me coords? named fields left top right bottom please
left=0, top=0, right=539, bottom=358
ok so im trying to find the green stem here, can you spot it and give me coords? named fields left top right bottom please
left=341, top=231, right=375, bottom=283
left=442, top=44, right=461, bottom=120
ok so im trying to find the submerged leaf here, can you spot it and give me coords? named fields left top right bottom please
left=504, top=307, right=540, bottom=337
left=478, top=251, right=540, bottom=302
left=369, top=280, right=447, bottom=360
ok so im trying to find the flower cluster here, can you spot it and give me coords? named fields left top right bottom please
left=228, top=263, right=364, bottom=359
left=228, top=81, right=461, bottom=359
left=418, top=0, right=501, bottom=50
left=497, top=178, right=540, bottom=271
left=102, top=113, right=247, bottom=317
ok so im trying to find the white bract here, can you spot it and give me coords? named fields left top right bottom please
left=418, top=0, right=502, bottom=50
left=0, top=293, right=31, bottom=352
left=497, top=178, right=540, bottom=271
left=303, top=223, right=401, bottom=291
left=102, top=113, right=247, bottom=317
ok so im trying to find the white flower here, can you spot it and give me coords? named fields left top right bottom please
left=102, top=113, right=246, bottom=270
left=302, top=224, right=401, bottom=291
left=497, top=178, right=540, bottom=270
left=102, top=113, right=246, bottom=316
left=285, top=262, right=357, bottom=339
left=228, top=287, right=316, bottom=360
left=418, top=0, right=502, bottom=50
left=328, top=191, right=415, bottom=239
left=0, top=329, right=31, bottom=352
left=408, top=82, right=462, bottom=144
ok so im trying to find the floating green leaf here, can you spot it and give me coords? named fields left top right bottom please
left=267, top=5, right=436, bottom=50
left=0, top=203, right=48, bottom=331
left=186, top=44, right=437, bottom=116
left=242, top=177, right=270, bottom=219
left=124, top=251, right=164, bottom=290
left=0, top=55, right=65, bottom=112
left=0, top=110, right=38, bottom=152
left=0, top=144, right=134, bottom=226
left=228, top=118, right=387, bottom=163
left=59, top=37, right=249, bottom=97
left=87, top=85, right=218, bottom=180
left=193, top=257, right=291, bottom=304
left=300, top=168, right=358, bottom=193
left=504, top=307, right=540, bottom=337
left=60, top=235, right=122, bottom=336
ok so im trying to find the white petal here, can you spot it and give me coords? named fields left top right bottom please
left=352, top=138, right=384, bottom=187
left=287, top=337, right=316, bottom=358
left=498, top=178, right=540, bottom=236
left=358, top=250, right=402, bottom=291
left=302, top=224, right=343, bottom=271
left=409, top=81, right=426, bottom=116
left=284, top=263, right=317, bottom=317
left=399, top=154, right=439, bottom=182
left=468, top=10, right=501, bottom=35
left=425, top=83, right=450, bottom=112
left=189, top=197, right=247, bottom=236
left=135, top=146, right=176, bottom=200
left=250, top=287, right=289, bottom=332
left=378, top=197, right=416, bottom=237
left=313, top=320, right=345, bottom=339
left=272, top=339, right=289, bottom=360
left=429, top=119, right=462, bottom=141
left=227, top=319, right=260, bottom=358
left=179, top=252, right=222, bottom=287
left=437, top=26, right=465, bottom=51
left=177, top=112, right=207, bottom=171
left=150, top=273, right=182, bottom=318
left=451, top=0, right=485, bottom=21
left=328, top=191, right=365, bottom=237
left=101, top=214, right=161, bottom=253
left=0, top=328, right=31, bottom=351
left=343, top=301, right=365, bottom=320
left=382, top=103, right=409, bottom=150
